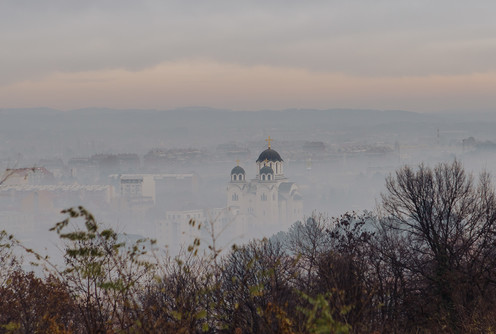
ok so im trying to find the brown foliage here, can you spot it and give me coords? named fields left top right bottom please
left=0, top=271, right=79, bottom=334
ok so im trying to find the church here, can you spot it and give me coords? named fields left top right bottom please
left=227, top=137, right=303, bottom=229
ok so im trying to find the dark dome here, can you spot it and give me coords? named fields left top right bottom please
left=231, top=166, right=245, bottom=175
left=256, top=148, right=283, bottom=163
left=260, top=166, right=274, bottom=174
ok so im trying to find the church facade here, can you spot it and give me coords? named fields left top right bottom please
left=227, top=137, right=303, bottom=228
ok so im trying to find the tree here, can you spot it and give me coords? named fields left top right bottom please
left=380, top=160, right=496, bottom=331
left=219, top=239, right=298, bottom=333
left=50, top=206, right=157, bottom=333
left=283, top=215, right=331, bottom=290
left=0, top=230, right=19, bottom=286
left=0, top=271, right=79, bottom=334
left=140, top=250, right=212, bottom=333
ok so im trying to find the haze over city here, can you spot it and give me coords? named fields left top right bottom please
left=3, top=2, right=496, bottom=332
left=2, top=0, right=496, bottom=259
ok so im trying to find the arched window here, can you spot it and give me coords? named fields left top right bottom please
left=232, top=193, right=238, bottom=201
left=233, top=175, right=237, bottom=181
left=268, top=175, right=271, bottom=180
left=261, top=193, right=267, bottom=201
left=239, top=174, right=243, bottom=181
left=262, top=174, right=266, bottom=181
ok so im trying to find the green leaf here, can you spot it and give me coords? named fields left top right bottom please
left=171, top=310, right=182, bottom=321
left=195, top=310, right=207, bottom=320
left=1, top=322, right=21, bottom=331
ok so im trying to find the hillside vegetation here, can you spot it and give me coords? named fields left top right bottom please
left=2, top=161, right=496, bottom=333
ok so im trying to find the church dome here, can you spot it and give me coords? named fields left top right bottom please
left=260, top=165, right=274, bottom=174
left=256, top=148, right=283, bottom=163
left=231, top=165, right=245, bottom=175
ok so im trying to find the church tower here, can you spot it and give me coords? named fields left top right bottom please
left=227, top=161, right=246, bottom=216
left=256, top=136, right=285, bottom=180
left=227, top=136, right=303, bottom=229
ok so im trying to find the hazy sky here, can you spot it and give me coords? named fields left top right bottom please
left=1, top=1, right=496, bottom=112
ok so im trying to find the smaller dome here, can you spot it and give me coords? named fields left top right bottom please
left=231, top=166, right=245, bottom=175
left=260, top=166, right=274, bottom=175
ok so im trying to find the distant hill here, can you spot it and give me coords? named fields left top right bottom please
left=0, top=107, right=494, bottom=159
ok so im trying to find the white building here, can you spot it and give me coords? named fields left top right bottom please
left=120, top=175, right=156, bottom=202
left=115, top=173, right=198, bottom=209
left=158, top=139, right=303, bottom=250
left=227, top=137, right=303, bottom=231
left=161, top=207, right=231, bottom=250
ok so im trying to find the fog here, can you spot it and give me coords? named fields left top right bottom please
left=2, top=108, right=496, bottom=261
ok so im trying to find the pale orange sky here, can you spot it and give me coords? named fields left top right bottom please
left=2, top=1, right=496, bottom=112
left=2, top=61, right=496, bottom=112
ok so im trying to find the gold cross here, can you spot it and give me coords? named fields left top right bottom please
left=236, top=159, right=240, bottom=166
left=265, top=136, right=273, bottom=149
left=264, top=158, right=268, bottom=166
